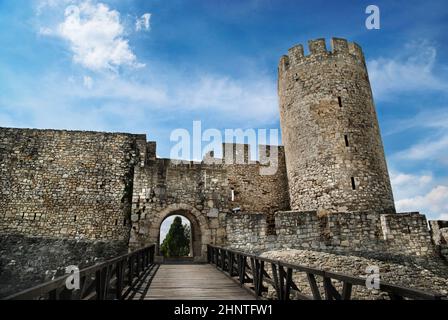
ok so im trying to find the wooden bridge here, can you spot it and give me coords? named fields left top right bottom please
left=4, top=245, right=445, bottom=300
left=131, top=264, right=254, bottom=300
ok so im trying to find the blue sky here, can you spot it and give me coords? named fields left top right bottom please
left=0, top=0, right=447, bottom=220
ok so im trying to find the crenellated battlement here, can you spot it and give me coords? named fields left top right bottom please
left=202, top=143, right=285, bottom=167
left=278, top=37, right=396, bottom=215
left=279, top=37, right=365, bottom=72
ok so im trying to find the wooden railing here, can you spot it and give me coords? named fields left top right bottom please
left=5, top=244, right=155, bottom=300
left=207, top=245, right=445, bottom=300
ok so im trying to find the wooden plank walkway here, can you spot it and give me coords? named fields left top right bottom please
left=129, top=264, right=256, bottom=300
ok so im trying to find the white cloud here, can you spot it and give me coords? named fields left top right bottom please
left=386, top=106, right=448, bottom=165
left=390, top=170, right=433, bottom=202
left=36, top=0, right=71, bottom=15
left=136, top=13, right=151, bottom=32
left=59, top=72, right=277, bottom=124
left=395, top=135, right=448, bottom=164
left=390, top=109, right=448, bottom=165
left=55, top=1, right=144, bottom=72
left=387, top=107, right=448, bottom=221
left=390, top=169, right=448, bottom=221
left=0, top=62, right=279, bottom=154
left=368, top=41, right=448, bottom=100
left=384, top=108, right=448, bottom=136
left=391, top=171, right=432, bottom=189
left=173, top=74, right=277, bottom=123
left=38, top=26, right=53, bottom=36
left=31, top=1, right=277, bottom=124
left=396, top=185, right=448, bottom=220
left=83, top=75, right=93, bottom=89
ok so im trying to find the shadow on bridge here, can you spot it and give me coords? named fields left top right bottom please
left=129, top=263, right=255, bottom=300
left=126, top=263, right=160, bottom=300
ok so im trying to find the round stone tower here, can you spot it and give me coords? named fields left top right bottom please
left=278, top=38, right=395, bottom=214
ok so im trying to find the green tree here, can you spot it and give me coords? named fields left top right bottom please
left=184, top=224, right=191, bottom=244
left=160, top=216, right=190, bottom=257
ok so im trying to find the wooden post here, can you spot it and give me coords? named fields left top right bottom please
left=116, top=261, right=123, bottom=300
left=271, top=263, right=280, bottom=300
left=307, top=273, right=322, bottom=300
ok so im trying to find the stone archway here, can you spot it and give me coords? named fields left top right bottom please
left=158, top=211, right=200, bottom=258
left=150, top=204, right=211, bottom=261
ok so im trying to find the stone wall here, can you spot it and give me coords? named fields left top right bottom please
left=278, top=38, right=395, bottom=214
left=380, top=213, right=434, bottom=257
left=0, top=127, right=142, bottom=241
left=225, top=213, right=269, bottom=252
left=0, top=127, right=290, bottom=260
left=430, top=220, right=448, bottom=261
left=225, top=211, right=448, bottom=300
left=129, top=142, right=290, bottom=258
left=0, top=234, right=127, bottom=298
left=275, top=211, right=381, bottom=252
left=225, top=210, right=438, bottom=260
left=260, top=249, right=448, bottom=299
left=224, top=144, right=290, bottom=233
left=129, top=159, right=228, bottom=257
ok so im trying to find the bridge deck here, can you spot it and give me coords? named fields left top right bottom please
left=128, top=264, right=256, bottom=300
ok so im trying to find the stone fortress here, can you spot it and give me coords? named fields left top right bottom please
left=1, top=38, right=447, bottom=297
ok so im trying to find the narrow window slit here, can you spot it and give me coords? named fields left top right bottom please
left=344, top=135, right=349, bottom=147
left=338, top=96, right=342, bottom=108
left=123, top=219, right=127, bottom=226
left=115, top=219, right=118, bottom=226
left=351, top=177, right=356, bottom=190
left=74, top=215, right=77, bottom=222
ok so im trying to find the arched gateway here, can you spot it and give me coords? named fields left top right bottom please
left=134, top=204, right=211, bottom=262
left=128, top=140, right=290, bottom=262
